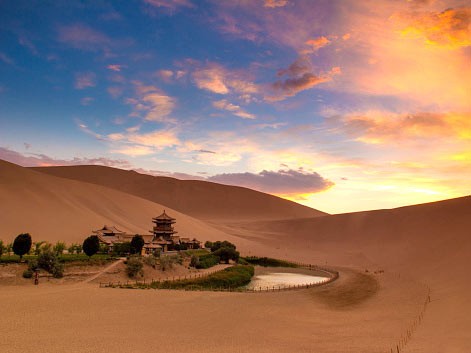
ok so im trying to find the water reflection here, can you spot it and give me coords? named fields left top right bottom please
left=246, top=272, right=329, bottom=290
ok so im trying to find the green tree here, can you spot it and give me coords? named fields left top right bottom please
left=0, top=240, right=4, bottom=257
left=53, top=241, right=66, bottom=255
left=13, top=233, right=32, bottom=260
left=213, top=247, right=239, bottom=264
left=210, top=240, right=236, bottom=253
left=82, top=235, right=100, bottom=258
left=130, top=235, right=145, bottom=255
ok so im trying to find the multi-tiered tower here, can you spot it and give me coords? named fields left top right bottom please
left=151, top=210, right=177, bottom=242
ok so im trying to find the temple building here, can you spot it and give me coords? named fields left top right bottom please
left=92, top=211, right=201, bottom=255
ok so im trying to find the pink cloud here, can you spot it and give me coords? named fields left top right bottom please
left=263, top=0, right=288, bottom=9
left=208, top=169, right=334, bottom=194
left=213, top=99, right=256, bottom=119
left=107, top=64, right=124, bottom=72
left=74, top=72, right=96, bottom=89
left=57, top=23, right=133, bottom=52
left=0, top=146, right=132, bottom=169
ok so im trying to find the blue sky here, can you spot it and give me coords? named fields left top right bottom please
left=1, top=0, right=470, bottom=213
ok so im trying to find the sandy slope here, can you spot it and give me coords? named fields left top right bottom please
left=1, top=159, right=470, bottom=352
left=0, top=160, right=235, bottom=244
left=33, top=165, right=326, bottom=221
left=215, top=196, right=471, bottom=352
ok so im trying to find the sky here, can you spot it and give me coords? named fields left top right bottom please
left=0, top=0, right=470, bottom=214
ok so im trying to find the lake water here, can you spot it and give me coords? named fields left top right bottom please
left=246, top=272, right=329, bottom=290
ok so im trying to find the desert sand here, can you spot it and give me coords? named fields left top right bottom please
left=1, top=160, right=470, bottom=352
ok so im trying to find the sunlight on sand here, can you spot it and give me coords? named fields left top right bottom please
left=246, top=272, right=329, bottom=290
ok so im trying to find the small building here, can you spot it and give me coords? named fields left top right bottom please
left=92, top=211, right=201, bottom=254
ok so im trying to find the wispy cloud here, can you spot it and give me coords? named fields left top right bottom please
left=57, top=23, right=133, bottom=52
left=0, top=146, right=132, bottom=168
left=107, top=64, right=125, bottom=72
left=143, top=0, right=194, bottom=10
left=0, top=52, right=15, bottom=66
left=192, top=62, right=259, bottom=97
left=126, top=82, right=176, bottom=123
left=212, top=99, right=255, bottom=119
left=74, top=72, right=96, bottom=89
left=331, top=111, right=471, bottom=144
left=108, top=129, right=180, bottom=156
left=80, top=97, right=95, bottom=106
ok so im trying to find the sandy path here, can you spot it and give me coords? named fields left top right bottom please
left=81, top=258, right=125, bottom=284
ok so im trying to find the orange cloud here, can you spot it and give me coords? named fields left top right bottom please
left=127, top=82, right=176, bottom=122
left=399, top=7, right=471, bottom=49
left=264, top=0, right=288, bottom=8
left=337, top=111, right=471, bottom=144
left=192, top=62, right=259, bottom=97
left=302, top=36, right=331, bottom=53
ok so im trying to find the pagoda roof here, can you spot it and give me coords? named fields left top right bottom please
left=152, top=210, right=176, bottom=221
left=93, top=225, right=126, bottom=235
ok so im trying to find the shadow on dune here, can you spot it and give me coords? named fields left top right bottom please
left=310, top=269, right=379, bottom=310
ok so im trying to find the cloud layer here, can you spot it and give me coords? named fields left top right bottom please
left=209, top=169, right=334, bottom=194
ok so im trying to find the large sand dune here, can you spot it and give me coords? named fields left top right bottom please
left=215, top=196, right=471, bottom=352
left=0, top=160, right=234, bottom=244
left=1, top=159, right=470, bottom=352
left=33, top=165, right=326, bottom=221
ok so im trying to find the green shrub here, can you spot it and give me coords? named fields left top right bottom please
left=143, top=255, right=158, bottom=269
left=37, top=250, right=64, bottom=278
left=51, top=262, right=64, bottom=278
left=27, top=258, right=39, bottom=271
left=237, top=257, right=248, bottom=265
left=38, top=251, right=56, bottom=272
left=23, top=269, right=33, bottom=278
left=112, top=242, right=131, bottom=256
left=242, top=256, right=298, bottom=268
left=189, top=255, right=199, bottom=268
left=196, top=254, right=219, bottom=269
left=126, top=256, right=143, bottom=278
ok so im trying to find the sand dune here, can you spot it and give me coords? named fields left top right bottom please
left=33, top=165, right=326, bottom=221
left=2, top=159, right=470, bottom=352
left=216, top=196, right=471, bottom=352
left=0, top=160, right=235, bottom=244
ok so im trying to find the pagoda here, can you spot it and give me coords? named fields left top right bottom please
left=151, top=210, right=178, bottom=241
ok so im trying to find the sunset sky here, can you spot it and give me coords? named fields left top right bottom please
left=0, top=0, right=469, bottom=213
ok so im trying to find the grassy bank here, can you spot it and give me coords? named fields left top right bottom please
left=242, top=256, right=298, bottom=268
left=0, top=253, right=116, bottom=264
left=118, top=265, right=255, bottom=290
